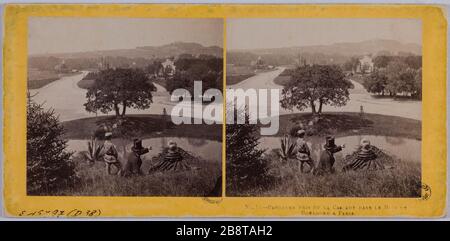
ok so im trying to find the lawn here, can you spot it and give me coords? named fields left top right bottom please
left=226, top=65, right=255, bottom=85
left=226, top=74, right=255, bottom=85
left=264, top=112, right=421, bottom=140
left=28, top=68, right=80, bottom=89
left=232, top=156, right=420, bottom=197
left=57, top=150, right=221, bottom=196
left=62, top=114, right=222, bottom=141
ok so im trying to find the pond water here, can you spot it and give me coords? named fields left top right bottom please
left=67, top=137, right=222, bottom=163
left=258, top=135, right=421, bottom=163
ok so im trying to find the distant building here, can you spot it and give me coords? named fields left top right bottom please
left=356, top=56, right=374, bottom=74
left=160, top=59, right=176, bottom=76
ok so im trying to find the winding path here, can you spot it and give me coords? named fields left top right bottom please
left=227, top=68, right=421, bottom=120
left=29, top=71, right=223, bottom=122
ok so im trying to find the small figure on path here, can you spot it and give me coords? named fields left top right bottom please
left=121, top=139, right=150, bottom=177
left=343, top=139, right=384, bottom=171
left=313, top=136, right=345, bottom=176
left=295, top=129, right=314, bottom=173
left=101, top=132, right=121, bottom=175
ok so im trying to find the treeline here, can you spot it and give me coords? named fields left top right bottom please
left=29, top=56, right=157, bottom=71
left=29, top=54, right=221, bottom=72
left=227, top=51, right=349, bottom=67
left=81, top=56, right=223, bottom=95
left=362, top=56, right=422, bottom=99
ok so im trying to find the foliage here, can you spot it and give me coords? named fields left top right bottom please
left=362, top=69, right=388, bottom=95
left=83, top=138, right=104, bottom=163
left=277, top=135, right=297, bottom=162
left=363, top=59, right=422, bottom=99
left=82, top=72, right=99, bottom=80
left=373, top=55, right=421, bottom=70
left=280, top=65, right=354, bottom=114
left=27, top=98, right=78, bottom=195
left=166, top=57, right=223, bottom=94
left=342, top=57, right=360, bottom=72
left=84, top=68, right=156, bottom=117
left=226, top=107, right=274, bottom=194
left=145, top=60, right=164, bottom=76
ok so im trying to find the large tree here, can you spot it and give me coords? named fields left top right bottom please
left=280, top=65, right=354, bottom=115
left=84, top=68, right=156, bottom=118
left=363, top=69, right=388, bottom=95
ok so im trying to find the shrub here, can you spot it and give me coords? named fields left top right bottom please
left=226, top=107, right=275, bottom=194
left=27, top=98, right=78, bottom=195
left=277, top=135, right=297, bottom=162
left=83, top=138, right=104, bottom=164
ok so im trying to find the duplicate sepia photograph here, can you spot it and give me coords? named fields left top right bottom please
left=226, top=18, right=422, bottom=197
left=27, top=17, right=224, bottom=197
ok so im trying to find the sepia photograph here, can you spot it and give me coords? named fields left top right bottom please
left=27, top=17, right=223, bottom=196
left=226, top=18, right=422, bottom=197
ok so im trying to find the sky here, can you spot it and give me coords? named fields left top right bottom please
left=28, top=17, right=223, bottom=55
left=227, top=18, right=422, bottom=50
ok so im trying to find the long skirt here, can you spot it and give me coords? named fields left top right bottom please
left=343, top=158, right=384, bottom=171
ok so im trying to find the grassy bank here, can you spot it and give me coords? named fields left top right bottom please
left=267, top=112, right=421, bottom=140
left=226, top=74, right=255, bottom=85
left=226, top=65, right=256, bottom=85
left=58, top=151, right=221, bottom=196
left=76, top=78, right=95, bottom=89
left=28, top=69, right=81, bottom=89
left=227, top=112, right=423, bottom=197
left=62, top=114, right=222, bottom=141
left=273, top=68, right=294, bottom=86
left=77, top=76, right=167, bottom=90
left=233, top=157, right=420, bottom=197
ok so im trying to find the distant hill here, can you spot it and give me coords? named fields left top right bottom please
left=31, top=42, right=223, bottom=59
left=231, top=39, right=421, bottom=57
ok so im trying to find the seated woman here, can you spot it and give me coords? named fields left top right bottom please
left=148, top=140, right=191, bottom=173
left=343, top=139, right=384, bottom=171
left=164, top=141, right=183, bottom=163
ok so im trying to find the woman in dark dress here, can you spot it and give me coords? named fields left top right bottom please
left=343, top=139, right=384, bottom=171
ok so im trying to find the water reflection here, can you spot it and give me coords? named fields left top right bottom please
left=259, top=135, right=421, bottom=163
left=67, top=137, right=222, bottom=163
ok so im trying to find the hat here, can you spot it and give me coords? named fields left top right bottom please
left=132, top=138, right=144, bottom=152
left=360, top=138, right=371, bottom=147
left=297, top=129, right=306, bottom=136
left=105, top=132, right=113, bottom=138
left=168, top=140, right=177, bottom=151
left=323, top=136, right=337, bottom=150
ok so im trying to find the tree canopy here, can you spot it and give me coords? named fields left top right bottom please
left=280, top=65, right=354, bottom=114
left=363, top=59, right=422, bottom=99
left=166, top=57, right=223, bottom=95
left=84, top=68, right=156, bottom=118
